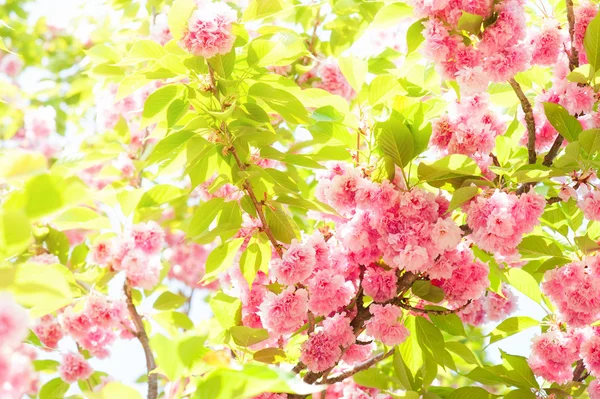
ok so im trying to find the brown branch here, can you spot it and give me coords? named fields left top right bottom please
left=460, top=224, right=472, bottom=235
left=573, top=359, right=588, bottom=382
left=322, top=349, right=394, bottom=385
left=566, top=0, right=579, bottom=72
left=508, top=78, right=537, bottom=164
left=124, top=282, right=157, bottom=399
left=391, top=298, right=472, bottom=316
left=207, top=64, right=284, bottom=259
left=542, top=136, right=565, bottom=167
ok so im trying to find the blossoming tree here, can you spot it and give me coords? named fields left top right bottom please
left=4, top=0, right=600, bottom=397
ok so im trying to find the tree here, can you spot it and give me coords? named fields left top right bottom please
left=2, top=0, right=600, bottom=397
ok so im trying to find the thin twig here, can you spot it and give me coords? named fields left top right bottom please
left=573, top=359, right=588, bottom=382
left=321, top=349, right=394, bottom=385
left=124, top=282, right=157, bottom=399
left=391, top=298, right=472, bottom=316
left=566, top=0, right=579, bottom=72
left=207, top=64, right=284, bottom=258
left=508, top=78, right=536, bottom=164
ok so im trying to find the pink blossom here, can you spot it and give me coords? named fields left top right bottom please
left=167, top=238, right=212, bottom=287
left=0, top=53, right=24, bottom=77
left=271, top=239, right=316, bottom=285
left=530, top=21, right=563, bottom=66
left=32, top=315, right=64, bottom=349
left=365, top=304, right=409, bottom=346
left=362, top=265, right=397, bottom=302
left=579, top=190, right=600, bottom=221
left=575, top=2, right=599, bottom=64
left=322, top=314, right=355, bottom=348
left=561, top=83, right=595, bottom=115
left=300, top=331, right=341, bottom=372
left=341, top=342, right=374, bottom=365
left=114, top=153, right=135, bottom=178
left=458, top=297, right=486, bottom=326
left=150, top=13, right=172, bottom=45
left=430, top=217, right=462, bottom=252
left=589, top=380, right=600, bottom=399
left=582, top=334, right=600, bottom=377
left=307, top=269, right=354, bottom=316
left=432, top=249, right=489, bottom=307
left=0, top=345, right=39, bottom=398
left=0, top=293, right=29, bottom=350
left=90, top=240, right=112, bottom=265
left=559, top=184, right=577, bottom=202
left=456, top=66, right=489, bottom=94
left=528, top=330, right=580, bottom=384
left=316, top=59, right=355, bottom=101
left=252, top=394, right=288, bottom=399
left=24, top=106, right=56, bottom=139
left=258, top=287, right=308, bottom=336
left=483, top=45, right=530, bottom=82
left=179, top=1, right=237, bottom=58
left=29, top=253, right=60, bottom=264
left=130, top=221, right=165, bottom=255
left=485, top=285, right=518, bottom=321
left=59, top=352, right=93, bottom=383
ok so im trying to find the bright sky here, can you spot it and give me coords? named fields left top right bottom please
left=24, top=0, right=548, bottom=394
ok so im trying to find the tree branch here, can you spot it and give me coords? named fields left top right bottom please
left=321, top=349, right=394, bottom=385
left=573, top=359, right=588, bottom=382
left=566, top=0, right=579, bottom=72
left=542, top=136, right=564, bottom=167
left=508, top=78, right=537, bottom=164
left=124, top=282, right=157, bottom=399
left=391, top=298, right=472, bottom=315
left=207, top=64, right=284, bottom=259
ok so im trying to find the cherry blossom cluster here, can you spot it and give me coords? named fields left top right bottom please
left=465, top=190, right=545, bottom=258
left=12, top=105, right=61, bottom=159
left=431, top=94, right=506, bottom=176
left=0, top=294, right=39, bottom=399
left=179, top=0, right=237, bottom=59
left=165, top=229, right=216, bottom=288
left=413, top=0, right=530, bottom=93
left=0, top=52, right=23, bottom=77
left=296, top=58, right=355, bottom=102
left=458, top=283, right=518, bottom=326
left=90, top=221, right=165, bottom=289
left=226, top=163, right=491, bottom=376
left=543, top=255, right=600, bottom=327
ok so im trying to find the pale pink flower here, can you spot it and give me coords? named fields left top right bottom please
left=582, top=334, right=600, bottom=377
left=59, top=352, right=93, bottom=383
left=528, top=330, right=580, bottom=384
left=0, top=293, right=29, bottom=350
left=258, top=287, right=308, bottom=336
left=307, top=269, right=354, bottom=316
left=589, top=380, right=600, bottom=399
left=150, top=13, right=172, bottom=45
left=456, top=66, right=489, bottom=94
left=365, top=304, right=409, bottom=346
left=316, top=59, right=355, bottom=101
left=29, top=253, right=60, bottom=264
left=362, top=265, right=397, bottom=302
left=322, top=314, right=355, bottom=348
left=179, top=1, right=237, bottom=58
left=341, top=342, right=374, bottom=365
left=430, top=217, right=462, bottom=252
left=130, top=221, right=165, bottom=255
left=24, top=106, right=56, bottom=139
left=300, top=331, right=341, bottom=373
left=32, top=315, right=64, bottom=349
left=0, top=53, right=24, bottom=77
left=271, top=239, right=316, bottom=285
left=561, top=83, right=595, bottom=115
left=530, top=21, right=563, bottom=66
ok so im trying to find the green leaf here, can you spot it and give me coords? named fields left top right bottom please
left=504, top=268, right=542, bottom=303
left=445, top=341, right=480, bottom=365
left=418, top=155, right=481, bottom=188
left=584, top=13, right=600, bottom=70
left=575, top=234, right=600, bottom=254
left=243, top=0, right=288, bottom=21
left=188, top=198, right=225, bottom=239
left=138, top=185, right=185, bottom=208
left=504, top=389, right=537, bottom=399
left=154, top=311, right=194, bottom=330
left=0, top=210, right=31, bottom=260
left=448, top=387, right=492, bottom=399
left=339, top=55, right=367, bottom=93
left=44, top=228, right=70, bottom=265
left=53, top=207, right=111, bottom=231
left=240, top=241, right=271, bottom=285
left=543, top=102, right=582, bottom=142
left=265, top=203, right=297, bottom=244
left=457, top=11, right=483, bottom=35
left=406, top=20, right=426, bottom=54
left=208, top=49, right=236, bottom=78
left=122, top=40, right=167, bottom=64
left=99, top=382, right=143, bottom=399
left=412, top=281, right=445, bottom=303
left=368, top=74, right=402, bottom=105
left=168, top=0, right=197, bottom=40
left=203, top=238, right=245, bottom=281
left=39, top=378, right=69, bottom=399
left=415, top=316, right=445, bottom=355
left=429, top=313, right=466, bottom=337
left=209, top=292, right=242, bottom=329
left=447, top=186, right=479, bottom=213
left=376, top=112, right=415, bottom=168
left=254, top=348, right=286, bottom=364
left=489, top=316, right=540, bottom=344
left=24, top=174, right=64, bottom=219
left=151, top=334, right=183, bottom=380
left=142, top=85, right=186, bottom=127
left=154, top=291, right=187, bottom=310
left=393, top=347, right=415, bottom=390
left=230, top=326, right=270, bottom=347
left=500, top=350, right=539, bottom=389
left=249, top=83, right=308, bottom=124
left=579, top=128, right=600, bottom=158
left=371, top=3, right=413, bottom=28
left=517, top=235, right=563, bottom=258
left=398, top=316, right=423, bottom=376
left=148, top=131, right=197, bottom=166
